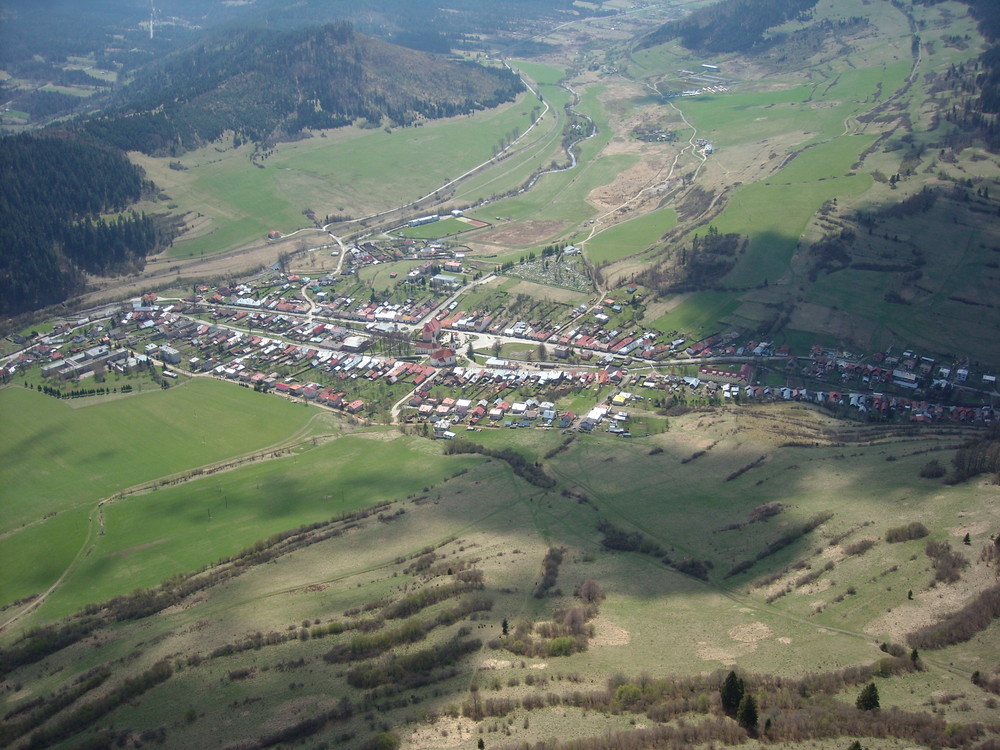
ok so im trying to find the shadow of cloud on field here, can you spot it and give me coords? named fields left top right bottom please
left=722, top=229, right=798, bottom=291
left=247, top=472, right=309, bottom=520
left=534, top=421, right=970, bottom=602
left=0, top=423, right=63, bottom=468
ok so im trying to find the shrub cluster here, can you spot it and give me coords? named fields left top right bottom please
left=724, top=512, right=833, bottom=578
left=716, top=502, right=785, bottom=533
left=382, top=580, right=483, bottom=619
left=925, top=540, right=969, bottom=584
left=843, top=538, right=877, bottom=557
left=794, top=561, right=834, bottom=589
left=256, top=697, right=353, bottom=748
left=597, top=519, right=664, bottom=556
left=907, top=583, right=1000, bottom=649
left=445, top=440, right=556, bottom=488
left=920, top=459, right=946, bottom=478
left=534, top=547, right=565, bottom=598
left=491, top=606, right=596, bottom=659
left=885, top=522, right=929, bottom=543
left=346, top=638, right=481, bottom=689
left=544, top=435, right=575, bottom=459
left=725, top=455, right=766, bottom=482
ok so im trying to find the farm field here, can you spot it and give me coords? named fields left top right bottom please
left=18, top=431, right=482, bottom=624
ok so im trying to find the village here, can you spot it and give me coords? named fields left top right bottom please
left=4, top=251, right=997, bottom=433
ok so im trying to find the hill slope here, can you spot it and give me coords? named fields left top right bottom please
left=80, top=23, right=525, bottom=155
left=0, top=133, right=165, bottom=316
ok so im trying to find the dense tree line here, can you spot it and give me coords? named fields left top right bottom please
left=23, top=661, right=172, bottom=750
left=79, top=23, right=524, bottom=156
left=725, top=511, right=833, bottom=578
left=444, top=439, right=556, bottom=488
left=948, top=428, right=1000, bottom=483
left=638, top=0, right=820, bottom=54
left=0, top=132, right=166, bottom=315
left=907, top=581, right=1000, bottom=649
left=534, top=546, right=566, bottom=598
left=346, top=637, right=481, bottom=689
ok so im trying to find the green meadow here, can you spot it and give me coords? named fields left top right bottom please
left=648, top=290, right=742, bottom=336
left=715, top=171, right=873, bottom=287
left=584, top=207, right=678, bottom=264
left=138, top=91, right=545, bottom=259
left=0, top=380, right=316, bottom=532
left=21, top=433, right=481, bottom=623
left=0, top=381, right=320, bottom=613
left=396, top=216, right=471, bottom=238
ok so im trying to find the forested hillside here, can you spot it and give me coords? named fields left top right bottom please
left=0, top=134, right=164, bottom=316
left=637, top=0, right=819, bottom=54
left=923, top=0, right=1000, bottom=152
left=80, top=23, right=525, bottom=155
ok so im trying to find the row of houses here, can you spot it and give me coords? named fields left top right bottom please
left=687, top=379, right=996, bottom=423
left=405, top=390, right=580, bottom=431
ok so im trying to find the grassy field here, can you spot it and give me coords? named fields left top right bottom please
left=4, top=405, right=997, bottom=749
left=648, top=290, right=742, bottom=336
left=584, top=207, right=678, bottom=264
left=22, top=432, right=482, bottom=623
left=396, top=217, right=472, bottom=239
left=0, top=380, right=319, bottom=532
left=133, top=93, right=544, bottom=259
left=0, top=380, right=320, bottom=611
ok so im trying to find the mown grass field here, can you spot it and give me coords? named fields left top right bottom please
left=21, top=432, right=482, bottom=624
left=584, top=207, right=678, bottom=264
left=0, top=380, right=317, bottom=532
left=648, top=290, right=742, bottom=335
left=0, top=380, right=319, bottom=611
left=396, top=217, right=471, bottom=239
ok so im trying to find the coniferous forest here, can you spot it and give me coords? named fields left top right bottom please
left=637, top=0, right=820, bottom=54
left=81, top=23, right=524, bottom=156
left=0, top=133, right=164, bottom=316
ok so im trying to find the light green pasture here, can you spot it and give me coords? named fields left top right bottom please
left=648, top=290, right=742, bottom=335
left=397, top=217, right=471, bottom=238
left=25, top=433, right=480, bottom=622
left=0, top=380, right=315, bottom=533
left=157, top=94, right=541, bottom=258
left=584, top=208, right=678, bottom=264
